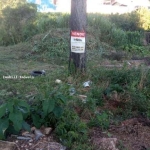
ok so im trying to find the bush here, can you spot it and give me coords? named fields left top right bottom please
left=0, top=99, right=31, bottom=139
left=109, top=8, right=150, bottom=31
left=87, top=13, right=128, bottom=47
left=109, top=12, right=140, bottom=31
left=0, top=2, right=37, bottom=45
left=35, top=12, right=69, bottom=33
left=0, top=82, right=68, bottom=139
left=88, top=111, right=111, bottom=130
left=55, top=109, right=88, bottom=148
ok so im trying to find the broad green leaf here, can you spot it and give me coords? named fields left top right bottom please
left=17, top=106, right=29, bottom=114
left=7, top=102, right=14, bottom=113
left=42, top=99, right=55, bottom=115
left=57, top=94, right=67, bottom=103
left=9, top=112, right=23, bottom=131
left=0, top=103, right=7, bottom=118
left=53, top=106, right=63, bottom=118
left=32, top=114, right=42, bottom=128
left=17, top=101, right=30, bottom=112
left=22, top=121, right=31, bottom=132
left=0, top=118, right=9, bottom=139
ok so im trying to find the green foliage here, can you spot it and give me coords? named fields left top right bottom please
left=34, top=35, right=69, bottom=57
left=0, top=99, right=30, bottom=139
left=106, top=69, right=141, bottom=86
left=0, top=119, right=9, bottom=139
left=109, top=12, right=140, bottom=31
left=91, top=67, right=150, bottom=118
left=92, top=68, right=140, bottom=87
left=36, top=13, right=69, bottom=32
left=88, top=14, right=128, bottom=47
left=88, top=87, right=104, bottom=106
left=30, top=31, right=69, bottom=64
left=55, top=109, right=88, bottom=148
left=128, top=90, right=149, bottom=112
left=104, top=84, right=124, bottom=97
left=109, top=8, right=150, bottom=31
left=0, top=2, right=37, bottom=45
left=136, top=8, right=150, bottom=30
left=31, top=87, right=67, bottom=128
left=0, top=0, right=26, bottom=13
left=88, top=111, right=111, bottom=130
left=127, top=31, right=143, bottom=46
left=0, top=79, right=69, bottom=139
left=0, top=8, right=148, bottom=48
left=121, top=45, right=149, bottom=55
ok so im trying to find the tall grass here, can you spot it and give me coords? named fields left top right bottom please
left=0, top=3, right=145, bottom=47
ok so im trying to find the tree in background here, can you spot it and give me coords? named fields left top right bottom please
left=0, top=0, right=26, bottom=13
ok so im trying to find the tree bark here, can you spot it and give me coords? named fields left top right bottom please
left=69, top=0, right=87, bottom=74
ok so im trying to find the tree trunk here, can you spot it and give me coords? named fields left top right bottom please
left=69, top=0, right=87, bottom=74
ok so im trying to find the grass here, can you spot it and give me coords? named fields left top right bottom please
left=0, top=9, right=150, bottom=148
left=1, top=37, right=150, bottom=149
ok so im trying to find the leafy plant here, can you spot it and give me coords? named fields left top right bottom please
left=55, top=109, right=88, bottom=148
left=31, top=89, right=67, bottom=128
left=0, top=2, right=37, bottom=45
left=89, top=87, right=104, bottom=106
left=0, top=99, right=30, bottom=139
left=88, top=111, right=111, bottom=130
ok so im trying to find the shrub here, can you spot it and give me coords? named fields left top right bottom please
left=55, top=109, right=88, bottom=148
left=0, top=99, right=30, bottom=139
left=36, top=12, right=69, bottom=33
left=0, top=83, right=68, bottom=139
left=88, top=111, right=111, bottom=130
left=0, top=2, right=37, bottom=45
left=109, top=8, right=150, bottom=31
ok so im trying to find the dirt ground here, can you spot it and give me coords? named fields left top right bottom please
left=89, top=118, right=150, bottom=150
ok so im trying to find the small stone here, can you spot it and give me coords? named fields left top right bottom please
left=55, top=79, right=62, bottom=84
left=15, top=140, right=18, bottom=143
left=44, top=127, right=53, bottom=135
left=34, top=129, right=44, bottom=140
left=22, top=131, right=29, bottom=136
left=29, top=143, right=32, bottom=146
left=31, top=127, right=36, bottom=132
left=17, top=136, right=32, bottom=140
left=93, top=138, right=119, bottom=150
left=29, top=139, right=33, bottom=143
left=78, top=95, right=87, bottom=103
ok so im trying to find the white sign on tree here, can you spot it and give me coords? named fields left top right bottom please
left=71, top=31, right=85, bottom=53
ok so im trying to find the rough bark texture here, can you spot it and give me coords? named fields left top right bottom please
left=69, top=0, right=87, bottom=74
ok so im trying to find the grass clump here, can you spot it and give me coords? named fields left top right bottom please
left=55, top=109, right=88, bottom=148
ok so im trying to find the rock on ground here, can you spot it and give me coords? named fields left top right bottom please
left=93, top=138, right=119, bottom=150
left=0, top=140, right=17, bottom=150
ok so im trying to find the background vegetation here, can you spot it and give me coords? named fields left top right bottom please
left=0, top=1, right=150, bottom=149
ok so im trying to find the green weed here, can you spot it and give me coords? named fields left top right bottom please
left=88, top=111, right=111, bottom=130
left=55, top=109, right=88, bottom=148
